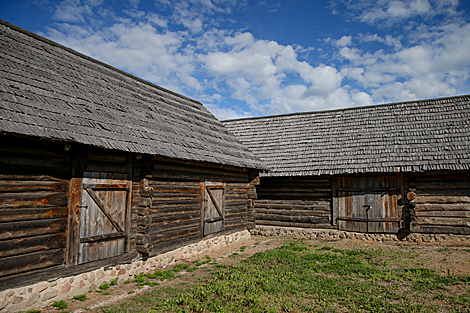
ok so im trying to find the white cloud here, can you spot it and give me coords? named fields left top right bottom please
left=44, top=0, right=470, bottom=119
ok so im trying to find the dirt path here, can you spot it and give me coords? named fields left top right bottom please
left=39, top=235, right=470, bottom=313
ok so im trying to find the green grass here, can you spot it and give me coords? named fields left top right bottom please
left=98, top=241, right=470, bottom=313
left=73, top=294, right=87, bottom=301
left=52, top=300, right=68, bottom=310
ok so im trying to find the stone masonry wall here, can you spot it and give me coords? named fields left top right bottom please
left=252, top=226, right=470, bottom=244
left=0, top=230, right=251, bottom=313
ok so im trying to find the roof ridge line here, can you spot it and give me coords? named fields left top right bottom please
left=223, top=94, right=470, bottom=122
left=0, top=19, right=203, bottom=107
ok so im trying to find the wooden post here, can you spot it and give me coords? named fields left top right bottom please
left=67, top=145, right=86, bottom=265
left=331, top=177, right=338, bottom=226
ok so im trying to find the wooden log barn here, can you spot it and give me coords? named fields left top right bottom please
left=223, top=95, right=470, bottom=236
left=0, top=20, right=267, bottom=292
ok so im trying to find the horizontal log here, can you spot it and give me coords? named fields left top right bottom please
left=256, top=219, right=337, bottom=229
left=0, top=191, right=68, bottom=209
left=256, top=213, right=329, bottom=224
left=415, top=203, right=470, bottom=211
left=416, top=189, right=470, bottom=196
left=142, top=219, right=200, bottom=235
left=225, top=201, right=248, bottom=209
left=411, top=225, right=470, bottom=235
left=151, top=199, right=200, bottom=206
left=255, top=200, right=330, bottom=206
left=416, top=180, right=470, bottom=189
left=416, top=211, right=470, bottom=218
left=226, top=196, right=248, bottom=202
left=0, top=218, right=67, bottom=240
left=150, top=213, right=200, bottom=224
left=151, top=192, right=200, bottom=197
left=150, top=205, right=201, bottom=214
left=258, top=191, right=331, bottom=197
left=0, top=233, right=66, bottom=258
left=417, top=217, right=470, bottom=227
left=149, top=181, right=200, bottom=188
left=0, top=180, right=68, bottom=193
left=254, top=203, right=330, bottom=211
left=255, top=208, right=331, bottom=217
left=416, top=172, right=470, bottom=182
left=0, top=248, right=65, bottom=277
left=0, top=207, right=68, bottom=222
left=150, top=226, right=200, bottom=244
left=415, top=196, right=470, bottom=204
left=226, top=183, right=249, bottom=189
left=257, top=187, right=332, bottom=193
left=0, top=175, right=64, bottom=182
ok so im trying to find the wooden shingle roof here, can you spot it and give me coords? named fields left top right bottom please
left=223, top=95, right=470, bottom=177
left=0, top=20, right=267, bottom=171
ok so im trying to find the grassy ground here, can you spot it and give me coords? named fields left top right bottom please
left=95, top=240, right=470, bottom=313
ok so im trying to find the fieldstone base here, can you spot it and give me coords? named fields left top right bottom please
left=0, top=229, right=250, bottom=313
left=251, top=225, right=470, bottom=244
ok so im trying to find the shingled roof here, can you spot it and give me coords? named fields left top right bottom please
left=223, top=95, right=470, bottom=177
left=0, top=20, right=267, bottom=170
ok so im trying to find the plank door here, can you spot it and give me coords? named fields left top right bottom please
left=337, top=176, right=400, bottom=233
left=203, top=181, right=225, bottom=235
left=79, top=172, right=130, bottom=264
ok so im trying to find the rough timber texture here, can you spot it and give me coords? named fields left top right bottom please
left=223, top=95, right=470, bottom=177
left=0, top=20, right=266, bottom=171
left=407, top=171, right=470, bottom=235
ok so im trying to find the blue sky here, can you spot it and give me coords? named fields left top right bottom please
left=1, top=0, right=470, bottom=119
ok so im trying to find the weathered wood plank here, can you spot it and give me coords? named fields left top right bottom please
left=150, top=226, right=200, bottom=244
left=255, top=208, right=331, bottom=217
left=151, top=199, right=200, bottom=206
left=414, top=196, right=470, bottom=204
left=411, top=225, right=470, bottom=235
left=417, top=217, right=470, bottom=227
left=415, top=204, right=470, bottom=211
left=0, top=233, right=66, bottom=258
left=0, top=207, right=68, bottom=222
left=416, top=189, right=470, bottom=196
left=256, top=219, right=338, bottom=229
left=0, top=248, right=65, bottom=277
left=256, top=213, right=329, bottom=224
left=416, top=211, right=470, bottom=218
left=0, top=192, right=68, bottom=209
left=0, top=218, right=67, bottom=240
left=0, top=181, right=68, bottom=193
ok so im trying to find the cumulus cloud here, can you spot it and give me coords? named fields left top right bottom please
left=44, top=0, right=470, bottom=119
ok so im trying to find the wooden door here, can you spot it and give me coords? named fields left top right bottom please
left=79, top=172, right=130, bottom=264
left=337, top=176, right=400, bottom=233
left=203, top=181, right=225, bottom=235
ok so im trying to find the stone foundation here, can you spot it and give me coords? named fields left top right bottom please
left=251, top=226, right=470, bottom=244
left=0, top=229, right=250, bottom=313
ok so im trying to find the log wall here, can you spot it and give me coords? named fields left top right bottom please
left=407, top=171, right=470, bottom=235
left=255, top=176, right=336, bottom=229
left=134, top=159, right=254, bottom=256
left=0, top=135, right=70, bottom=287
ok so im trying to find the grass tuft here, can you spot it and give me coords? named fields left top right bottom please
left=52, top=300, right=68, bottom=310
